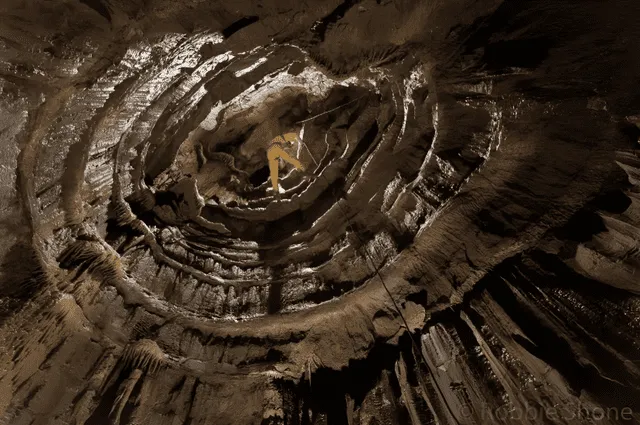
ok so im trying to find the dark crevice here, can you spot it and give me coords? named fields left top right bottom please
left=0, top=243, right=48, bottom=326
left=265, top=348, right=285, bottom=362
left=483, top=269, right=580, bottom=382
left=556, top=211, right=602, bottom=242
left=592, top=189, right=632, bottom=214
left=451, top=312, right=507, bottom=402
left=264, top=256, right=285, bottom=314
left=345, top=120, right=379, bottom=173
left=277, top=379, right=303, bottom=425
left=473, top=208, right=518, bottom=237
left=79, top=0, right=111, bottom=22
left=482, top=38, right=552, bottom=70
left=301, top=280, right=357, bottom=306
left=405, top=289, right=428, bottom=307
left=311, top=0, right=360, bottom=43
left=181, top=378, right=200, bottom=425
left=85, top=369, right=129, bottom=425
left=485, top=255, right=640, bottom=411
left=306, top=341, right=402, bottom=419
left=462, top=1, right=552, bottom=56
left=222, top=16, right=260, bottom=38
left=527, top=251, right=640, bottom=359
left=249, top=165, right=271, bottom=187
left=306, top=249, right=333, bottom=268
left=119, top=375, right=145, bottom=425
left=553, top=188, right=636, bottom=243
left=267, top=280, right=283, bottom=315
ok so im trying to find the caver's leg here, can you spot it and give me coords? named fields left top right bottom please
left=271, top=145, right=304, bottom=171
left=267, top=146, right=281, bottom=193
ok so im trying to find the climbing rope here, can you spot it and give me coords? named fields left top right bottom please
left=296, top=137, right=461, bottom=423
left=297, top=137, right=436, bottom=374
left=290, top=90, right=445, bottom=399
left=294, top=95, right=367, bottom=125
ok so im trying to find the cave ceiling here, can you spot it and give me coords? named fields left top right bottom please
left=1, top=0, right=640, bottom=424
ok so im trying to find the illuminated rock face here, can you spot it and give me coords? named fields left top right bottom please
left=1, top=0, right=640, bottom=424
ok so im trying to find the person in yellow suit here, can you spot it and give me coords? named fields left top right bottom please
left=267, top=132, right=307, bottom=200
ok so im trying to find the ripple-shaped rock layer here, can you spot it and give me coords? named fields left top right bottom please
left=1, top=0, right=640, bottom=424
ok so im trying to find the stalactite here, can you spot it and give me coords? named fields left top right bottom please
left=109, top=368, right=143, bottom=425
left=121, top=339, right=166, bottom=376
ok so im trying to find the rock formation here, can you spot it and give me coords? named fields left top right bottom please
left=1, top=0, right=640, bottom=424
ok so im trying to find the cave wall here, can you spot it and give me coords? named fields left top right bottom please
left=1, top=0, right=640, bottom=424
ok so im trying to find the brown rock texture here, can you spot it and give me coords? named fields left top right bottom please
left=1, top=0, right=640, bottom=424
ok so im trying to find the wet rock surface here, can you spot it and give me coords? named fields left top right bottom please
left=1, top=0, right=640, bottom=424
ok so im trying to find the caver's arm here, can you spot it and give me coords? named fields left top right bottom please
left=270, top=135, right=286, bottom=145
left=281, top=132, right=301, bottom=153
left=282, top=132, right=300, bottom=143
left=269, top=133, right=299, bottom=152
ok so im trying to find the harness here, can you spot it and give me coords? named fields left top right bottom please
left=269, top=134, right=287, bottom=150
left=268, top=133, right=298, bottom=150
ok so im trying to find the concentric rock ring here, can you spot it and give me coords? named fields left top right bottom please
left=3, top=1, right=640, bottom=424
left=35, top=31, right=503, bottom=333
